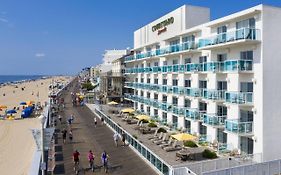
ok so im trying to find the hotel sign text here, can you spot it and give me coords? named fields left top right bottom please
left=152, top=17, right=174, bottom=35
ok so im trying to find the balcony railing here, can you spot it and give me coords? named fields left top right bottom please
left=225, top=92, right=253, bottom=105
left=125, top=59, right=252, bottom=74
left=225, top=119, right=253, bottom=134
left=202, top=89, right=225, bottom=100
left=125, top=41, right=197, bottom=62
left=203, top=114, right=226, bottom=127
left=185, top=109, right=205, bottom=121
left=198, top=28, right=260, bottom=48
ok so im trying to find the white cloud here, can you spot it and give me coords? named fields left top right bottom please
left=35, top=53, right=46, bottom=58
left=0, top=17, right=8, bottom=23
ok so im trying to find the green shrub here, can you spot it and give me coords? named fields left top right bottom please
left=133, top=134, right=138, bottom=139
left=81, top=82, right=94, bottom=91
left=202, top=149, right=217, bottom=159
left=157, top=127, right=167, bottom=133
left=148, top=122, right=157, bottom=127
left=140, top=119, right=149, bottom=123
left=184, top=140, right=198, bottom=148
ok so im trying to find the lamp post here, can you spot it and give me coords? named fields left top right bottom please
left=39, top=115, right=46, bottom=175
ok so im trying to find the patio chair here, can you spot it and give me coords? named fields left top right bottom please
left=127, top=119, right=138, bottom=124
left=164, top=141, right=182, bottom=152
left=159, top=137, right=173, bottom=148
left=153, top=133, right=168, bottom=144
left=148, top=129, right=158, bottom=140
left=134, top=121, right=143, bottom=130
left=151, top=132, right=163, bottom=142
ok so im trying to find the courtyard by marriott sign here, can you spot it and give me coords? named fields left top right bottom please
left=152, top=17, right=174, bottom=35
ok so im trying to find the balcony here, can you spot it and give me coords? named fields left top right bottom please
left=198, top=28, right=260, bottom=50
left=201, top=62, right=224, bottom=72
left=185, top=109, right=204, bottom=121
left=225, top=92, right=253, bottom=105
left=223, top=60, right=253, bottom=72
left=225, top=119, right=253, bottom=135
left=202, top=89, right=225, bottom=101
left=190, top=88, right=203, bottom=98
left=202, top=114, right=226, bottom=127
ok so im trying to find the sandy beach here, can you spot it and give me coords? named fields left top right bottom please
left=0, top=76, right=71, bottom=175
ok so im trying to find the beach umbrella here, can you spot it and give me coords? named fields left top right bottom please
left=26, top=101, right=35, bottom=105
left=121, top=108, right=135, bottom=113
left=20, top=102, right=27, bottom=105
left=0, top=105, right=7, bottom=109
left=171, top=133, right=196, bottom=141
left=107, top=101, right=118, bottom=105
left=136, top=115, right=150, bottom=121
left=6, top=109, right=17, bottom=114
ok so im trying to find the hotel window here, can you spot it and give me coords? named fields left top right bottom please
left=162, top=95, right=167, bottom=103
left=172, top=79, right=178, bottom=86
left=184, top=80, right=191, bottom=87
left=147, top=63, right=151, bottom=67
left=240, top=50, right=253, bottom=60
left=199, top=80, right=207, bottom=89
left=154, top=93, right=158, bottom=100
left=147, top=78, right=150, bottom=84
left=184, top=99, right=191, bottom=108
left=141, top=78, right=144, bottom=83
left=162, top=112, right=167, bottom=121
left=154, top=109, right=158, bottom=117
left=163, top=61, right=167, bottom=65
left=184, top=58, right=191, bottom=64
left=154, top=78, right=158, bottom=84
left=154, top=62, right=159, bottom=66
left=217, top=105, right=227, bottom=116
left=240, top=82, right=253, bottom=92
left=199, top=102, right=207, bottom=112
left=240, top=110, right=253, bottom=122
left=162, top=79, right=167, bottom=85
left=199, top=56, right=207, bottom=63
left=141, top=91, right=144, bottom=97
left=147, top=92, right=150, bottom=99
left=217, top=54, right=227, bottom=62
left=140, top=104, right=144, bottom=112
left=135, top=78, right=138, bottom=83
left=172, top=59, right=178, bottom=65
left=172, top=96, right=178, bottom=105
left=156, top=45, right=160, bottom=50
left=217, top=81, right=227, bottom=90
left=217, top=25, right=227, bottom=43
left=141, top=64, right=144, bottom=68
left=170, top=39, right=180, bottom=46
left=147, top=106, right=150, bottom=115
left=236, top=18, right=255, bottom=29
left=182, top=35, right=195, bottom=43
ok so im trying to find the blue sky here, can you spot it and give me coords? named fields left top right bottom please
left=0, top=0, right=280, bottom=75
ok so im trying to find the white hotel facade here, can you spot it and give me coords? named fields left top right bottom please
left=124, top=4, right=281, bottom=162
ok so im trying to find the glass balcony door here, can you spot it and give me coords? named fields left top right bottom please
left=240, top=137, right=253, bottom=154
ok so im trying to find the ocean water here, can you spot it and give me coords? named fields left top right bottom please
left=0, top=75, right=45, bottom=84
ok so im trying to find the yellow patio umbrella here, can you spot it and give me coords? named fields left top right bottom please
left=26, top=101, right=35, bottom=105
left=171, top=133, right=196, bottom=141
left=0, top=105, right=7, bottom=109
left=107, top=101, right=118, bottom=105
left=121, top=108, right=135, bottom=113
left=136, top=115, right=150, bottom=121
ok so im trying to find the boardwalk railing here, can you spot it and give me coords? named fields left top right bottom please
left=29, top=78, right=74, bottom=175
left=93, top=105, right=176, bottom=175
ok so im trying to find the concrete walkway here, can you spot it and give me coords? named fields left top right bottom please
left=53, top=82, right=157, bottom=175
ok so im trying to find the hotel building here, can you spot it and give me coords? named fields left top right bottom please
left=124, top=4, right=281, bottom=162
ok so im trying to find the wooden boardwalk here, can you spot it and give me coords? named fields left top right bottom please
left=53, top=82, right=157, bottom=175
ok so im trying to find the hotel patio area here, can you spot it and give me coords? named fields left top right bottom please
left=86, top=103, right=261, bottom=175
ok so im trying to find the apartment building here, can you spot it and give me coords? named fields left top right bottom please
left=124, top=4, right=281, bottom=161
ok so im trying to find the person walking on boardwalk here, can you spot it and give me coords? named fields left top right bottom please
left=121, top=132, right=126, bottom=147
left=113, top=132, right=119, bottom=147
left=88, top=150, right=95, bottom=171
left=58, top=115, right=62, bottom=124
left=73, top=150, right=80, bottom=174
left=94, top=117, right=97, bottom=127
left=101, top=117, right=104, bottom=125
left=70, top=114, right=74, bottom=122
left=69, top=130, right=73, bottom=142
left=62, top=128, right=67, bottom=144
left=101, top=151, right=109, bottom=173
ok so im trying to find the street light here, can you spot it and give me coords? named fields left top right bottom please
left=39, top=114, right=46, bottom=175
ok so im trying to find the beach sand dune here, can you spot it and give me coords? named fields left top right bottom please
left=0, top=76, right=70, bottom=175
